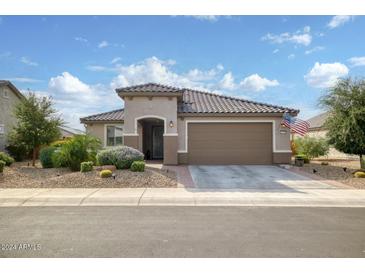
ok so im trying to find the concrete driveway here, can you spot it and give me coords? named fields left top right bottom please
left=188, top=165, right=336, bottom=191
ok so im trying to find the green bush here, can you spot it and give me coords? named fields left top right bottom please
left=0, top=160, right=5, bottom=173
left=53, top=135, right=101, bottom=171
left=100, top=169, right=112, bottom=178
left=39, top=146, right=57, bottom=168
left=80, top=161, right=93, bottom=172
left=0, top=152, right=14, bottom=166
left=51, top=148, right=68, bottom=168
left=294, top=136, right=329, bottom=161
left=96, top=146, right=144, bottom=170
left=130, top=161, right=145, bottom=172
left=354, top=171, right=365, bottom=178
left=5, top=143, right=29, bottom=161
left=295, top=154, right=310, bottom=164
left=50, top=139, right=71, bottom=148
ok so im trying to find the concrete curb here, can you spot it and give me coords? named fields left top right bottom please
left=1, top=187, right=365, bottom=207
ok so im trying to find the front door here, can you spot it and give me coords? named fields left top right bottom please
left=152, top=126, right=164, bottom=159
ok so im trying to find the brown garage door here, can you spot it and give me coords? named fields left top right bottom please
left=188, top=123, right=273, bottom=164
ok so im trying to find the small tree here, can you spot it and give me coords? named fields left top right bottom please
left=10, top=92, right=63, bottom=166
left=320, top=78, right=365, bottom=169
left=294, top=136, right=329, bottom=160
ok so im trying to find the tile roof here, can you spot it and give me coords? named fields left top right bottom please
left=81, top=83, right=298, bottom=122
left=307, top=112, right=329, bottom=129
left=179, top=88, right=298, bottom=114
left=80, top=108, right=124, bottom=122
left=116, top=83, right=183, bottom=94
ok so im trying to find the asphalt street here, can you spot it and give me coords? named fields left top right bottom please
left=1, top=206, right=365, bottom=257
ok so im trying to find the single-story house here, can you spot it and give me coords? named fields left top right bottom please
left=80, top=83, right=298, bottom=165
left=58, top=125, right=85, bottom=139
left=306, top=112, right=356, bottom=159
left=0, top=80, right=24, bottom=151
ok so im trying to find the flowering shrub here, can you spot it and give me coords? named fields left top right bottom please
left=96, top=146, right=144, bottom=169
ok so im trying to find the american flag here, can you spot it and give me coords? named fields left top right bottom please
left=281, top=113, right=310, bottom=136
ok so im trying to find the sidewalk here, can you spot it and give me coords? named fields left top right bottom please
left=1, top=187, right=365, bottom=207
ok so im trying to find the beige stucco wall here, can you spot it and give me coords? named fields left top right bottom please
left=123, top=96, right=178, bottom=135
left=85, top=122, right=124, bottom=147
left=0, top=85, right=22, bottom=151
left=176, top=116, right=290, bottom=153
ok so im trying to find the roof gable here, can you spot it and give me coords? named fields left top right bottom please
left=0, top=80, right=24, bottom=100
left=307, top=112, right=329, bottom=129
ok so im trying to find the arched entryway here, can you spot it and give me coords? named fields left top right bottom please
left=137, top=117, right=165, bottom=160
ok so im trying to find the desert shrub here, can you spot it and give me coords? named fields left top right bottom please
left=294, top=136, right=329, bottom=161
left=96, top=146, right=144, bottom=170
left=39, top=146, right=57, bottom=168
left=51, top=148, right=68, bottom=168
left=295, top=154, right=310, bottom=164
left=0, top=160, right=5, bottom=173
left=100, top=169, right=112, bottom=178
left=5, top=143, right=29, bottom=161
left=80, top=161, right=93, bottom=172
left=130, top=161, right=145, bottom=172
left=53, top=135, right=101, bottom=171
left=50, top=138, right=71, bottom=148
left=354, top=171, right=365, bottom=178
left=0, top=152, right=14, bottom=166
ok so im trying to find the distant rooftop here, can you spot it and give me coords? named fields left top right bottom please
left=307, top=112, right=329, bottom=129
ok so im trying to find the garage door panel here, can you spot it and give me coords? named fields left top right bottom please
left=188, top=123, right=272, bottom=165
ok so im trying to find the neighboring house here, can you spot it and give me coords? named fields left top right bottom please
left=306, top=112, right=356, bottom=159
left=80, top=83, right=298, bottom=165
left=0, top=80, right=24, bottom=151
left=58, top=125, right=85, bottom=139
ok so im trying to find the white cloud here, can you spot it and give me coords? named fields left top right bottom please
left=188, top=16, right=220, bottom=22
left=262, top=26, right=312, bottom=46
left=86, top=65, right=119, bottom=72
left=46, top=72, right=121, bottom=129
left=305, top=46, right=325, bottom=55
left=74, top=37, right=88, bottom=43
left=348, top=56, right=365, bottom=67
left=327, top=16, right=355, bottom=29
left=219, top=72, right=236, bottom=90
left=98, top=40, right=109, bottom=48
left=304, top=62, right=349, bottom=88
left=110, top=57, right=122, bottom=64
left=0, top=51, right=11, bottom=58
left=20, top=57, right=38, bottom=66
left=273, top=49, right=279, bottom=54
left=110, top=56, right=216, bottom=91
left=288, top=54, right=295, bottom=60
left=239, top=74, right=279, bottom=92
left=7, top=77, right=43, bottom=83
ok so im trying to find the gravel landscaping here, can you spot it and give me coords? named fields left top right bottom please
left=297, top=162, right=365, bottom=189
left=0, top=162, right=178, bottom=188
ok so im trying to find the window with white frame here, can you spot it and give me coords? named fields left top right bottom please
left=106, top=125, right=123, bottom=146
left=0, top=124, right=4, bottom=135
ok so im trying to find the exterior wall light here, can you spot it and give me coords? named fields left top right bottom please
left=169, top=121, right=174, bottom=128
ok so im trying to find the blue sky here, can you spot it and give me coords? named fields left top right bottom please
left=1, top=15, right=364, bottom=129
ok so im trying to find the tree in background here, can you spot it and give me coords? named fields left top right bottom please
left=320, top=77, right=365, bottom=169
left=294, top=136, right=329, bottom=160
left=9, top=92, right=63, bottom=166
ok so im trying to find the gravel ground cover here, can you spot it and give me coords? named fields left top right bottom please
left=0, top=162, right=177, bottom=188
left=298, top=162, right=365, bottom=189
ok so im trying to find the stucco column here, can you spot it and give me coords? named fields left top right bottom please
left=163, top=135, right=178, bottom=165
left=124, top=135, right=139, bottom=150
